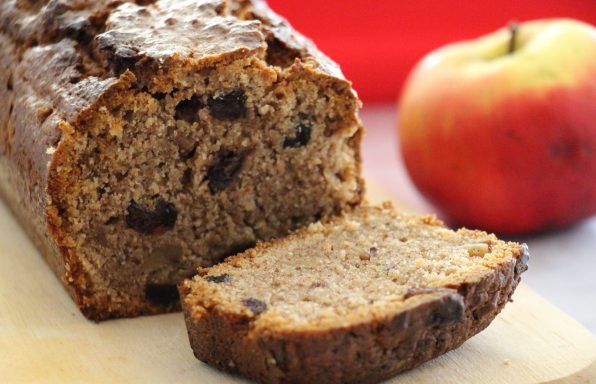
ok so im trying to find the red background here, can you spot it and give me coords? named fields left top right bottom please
left=267, top=0, right=596, bottom=102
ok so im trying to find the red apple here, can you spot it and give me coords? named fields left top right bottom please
left=398, top=19, right=596, bottom=235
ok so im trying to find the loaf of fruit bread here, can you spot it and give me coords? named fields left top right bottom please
left=0, top=0, right=363, bottom=320
left=180, top=203, right=529, bottom=384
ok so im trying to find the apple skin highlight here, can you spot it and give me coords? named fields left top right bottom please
left=399, top=20, right=596, bottom=235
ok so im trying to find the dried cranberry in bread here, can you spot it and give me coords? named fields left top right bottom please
left=0, top=0, right=363, bottom=320
left=180, top=203, right=528, bottom=384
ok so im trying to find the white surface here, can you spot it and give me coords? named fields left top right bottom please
left=360, top=104, right=596, bottom=334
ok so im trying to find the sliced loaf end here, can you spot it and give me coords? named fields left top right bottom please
left=180, top=202, right=529, bottom=384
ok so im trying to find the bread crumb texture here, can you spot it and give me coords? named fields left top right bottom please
left=184, top=203, right=526, bottom=331
left=181, top=203, right=528, bottom=384
left=0, top=0, right=363, bottom=319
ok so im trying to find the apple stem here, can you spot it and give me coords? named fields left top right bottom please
left=508, top=21, right=519, bottom=54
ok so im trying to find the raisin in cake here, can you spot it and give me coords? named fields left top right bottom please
left=0, top=0, right=363, bottom=320
left=180, top=203, right=529, bottom=384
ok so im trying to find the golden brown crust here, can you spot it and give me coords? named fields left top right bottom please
left=232, top=0, right=348, bottom=80
left=182, top=254, right=528, bottom=384
left=0, top=0, right=363, bottom=320
left=180, top=206, right=529, bottom=384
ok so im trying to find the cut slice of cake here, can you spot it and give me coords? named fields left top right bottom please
left=180, top=203, right=529, bottom=384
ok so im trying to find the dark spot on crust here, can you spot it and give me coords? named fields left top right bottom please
left=175, top=95, right=204, bottom=123
left=427, top=295, right=464, bottom=327
left=368, top=247, right=378, bottom=257
left=126, top=196, right=177, bottom=235
left=206, top=149, right=246, bottom=193
left=6, top=75, right=13, bottom=91
left=145, top=283, right=179, bottom=306
left=208, top=90, right=247, bottom=120
left=205, top=274, right=231, bottom=283
left=283, top=123, right=311, bottom=148
left=242, top=298, right=267, bottom=315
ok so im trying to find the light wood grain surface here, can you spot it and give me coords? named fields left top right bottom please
left=1, top=186, right=595, bottom=383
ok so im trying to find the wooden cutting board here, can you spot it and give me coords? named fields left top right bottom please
left=1, top=183, right=595, bottom=384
